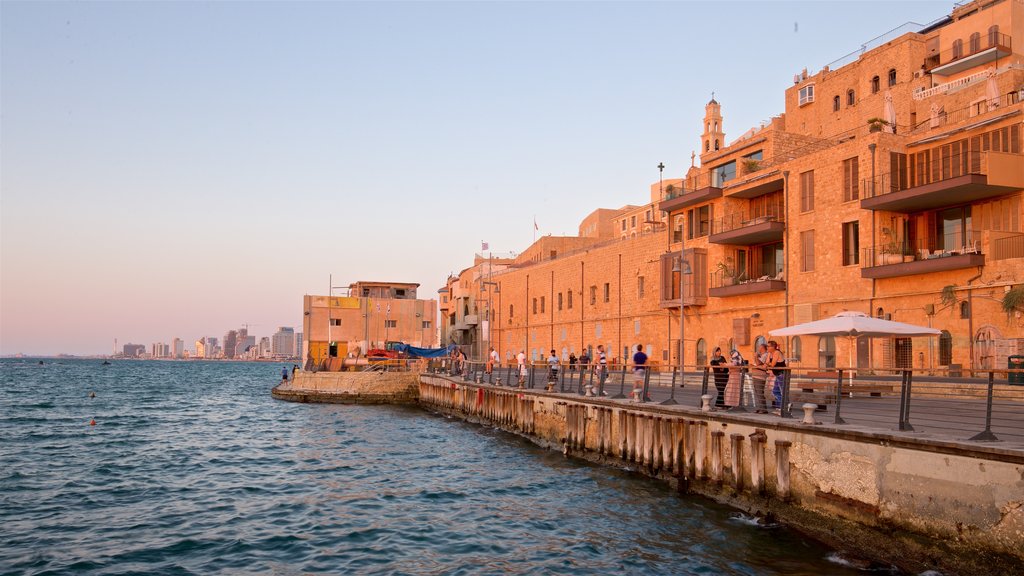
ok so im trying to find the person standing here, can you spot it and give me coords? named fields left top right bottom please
left=547, top=349, right=559, bottom=389
left=725, top=349, right=744, bottom=408
left=709, top=347, right=728, bottom=409
left=596, top=345, right=609, bottom=396
left=568, top=352, right=577, bottom=372
left=516, top=349, right=527, bottom=387
left=281, top=366, right=289, bottom=383
left=766, top=340, right=787, bottom=413
left=750, top=343, right=770, bottom=413
left=631, top=344, right=648, bottom=402
left=486, top=346, right=498, bottom=374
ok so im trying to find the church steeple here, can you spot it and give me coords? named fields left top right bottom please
left=701, top=95, right=725, bottom=154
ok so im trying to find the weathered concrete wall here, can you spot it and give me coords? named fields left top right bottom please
left=418, top=375, right=1024, bottom=576
left=272, top=371, right=419, bottom=404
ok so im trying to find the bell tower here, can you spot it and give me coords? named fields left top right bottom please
left=701, top=95, right=725, bottom=154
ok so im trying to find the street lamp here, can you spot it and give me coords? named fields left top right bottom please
left=672, top=255, right=693, bottom=383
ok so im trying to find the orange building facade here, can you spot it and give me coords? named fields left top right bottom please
left=441, top=0, right=1024, bottom=372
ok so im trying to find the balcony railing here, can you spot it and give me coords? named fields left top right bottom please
left=711, top=202, right=785, bottom=234
left=708, top=267, right=786, bottom=297
left=861, top=231, right=984, bottom=279
left=861, top=150, right=1024, bottom=212
left=925, top=32, right=1012, bottom=75
left=660, top=172, right=724, bottom=212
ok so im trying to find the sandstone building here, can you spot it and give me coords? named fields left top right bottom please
left=440, top=0, right=1024, bottom=373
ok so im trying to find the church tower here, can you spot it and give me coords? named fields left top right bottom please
left=701, top=96, right=725, bottom=154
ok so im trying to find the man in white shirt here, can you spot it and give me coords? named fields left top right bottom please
left=516, top=350, right=527, bottom=387
left=486, top=346, right=498, bottom=374
left=597, top=344, right=608, bottom=395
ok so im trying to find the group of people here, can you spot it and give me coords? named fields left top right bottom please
left=709, top=340, right=787, bottom=414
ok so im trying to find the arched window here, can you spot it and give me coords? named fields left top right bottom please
left=847, top=89, right=856, bottom=106
left=988, top=25, right=1000, bottom=47
left=876, top=307, right=885, bottom=318
left=714, top=122, right=718, bottom=131
left=819, top=336, right=836, bottom=368
left=888, top=68, right=897, bottom=87
left=714, top=139, right=720, bottom=150
left=833, top=95, right=840, bottom=112
left=969, top=32, right=980, bottom=54
left=696, top=338, right=707, bottom=367
left=705, top=140, right=710, bottom=152
left=960, top=301, right=971, bottom=319
left=871, top=76, right=880, bottom=94
left=706, top=122, right=710, bottom=132
left=952, top=39, right=963, bottom=60
left=939, top=331, right=953, bottom=365
left=792, top=336, right=802, bottom=362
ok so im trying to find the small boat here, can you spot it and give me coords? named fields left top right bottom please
left=102, top=361, right=112, bottom=365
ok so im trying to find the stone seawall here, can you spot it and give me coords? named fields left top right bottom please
left=272, top=371, right=419, bottom=404
left=418, top=375, right=1024, bottom=576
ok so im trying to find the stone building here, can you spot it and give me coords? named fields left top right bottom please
left=442, top=0, right=1024, bottom=373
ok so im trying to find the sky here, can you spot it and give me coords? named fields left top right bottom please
left=0, top=0, right=952, bottom=355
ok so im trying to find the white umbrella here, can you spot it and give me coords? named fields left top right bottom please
left=985, top=67, right=1000, bottom=111
left=770, top=311, right=940, bottom=389
left=883, top=91, right=896, bottom=133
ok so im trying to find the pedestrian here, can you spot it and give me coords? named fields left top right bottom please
left=292, top=364, right=299, bottom=377
left=726, top=349, right=744, bottom=408
left=632, top=344, right=648, bottom=402
left=547, top=349, right=559, bottom=389
left=486, top=346, right=497, bottom=374
left=568, top=352, right=577, bottom=372
left=579, top=348, right=590, bottom=372
left=517, top=349, right=527, bottom=387
left=596, top=344, right=609, bottom=395
left=751, top=343, right=770, bottom=413
left=281, top=366, right=289, bottom=383
left=709, top=346, right=728, bottom=409
left=767, top=340, right=788, bottom=413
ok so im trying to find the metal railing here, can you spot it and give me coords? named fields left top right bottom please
left=862, top=230, right=982, bottom=267
left=709, top=267, right=784, bottom=289
left=861, top=150, right=1022, bottom=200
left=427, top=363, right=1024, bottom=443
left=924, top=31, right=1012, bottom=70
left=663, top=172, right=719, bottom=200
left=711, top=202, right=785, bottom=236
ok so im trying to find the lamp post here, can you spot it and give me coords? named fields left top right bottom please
left=672, top=255, right=692, bottom=374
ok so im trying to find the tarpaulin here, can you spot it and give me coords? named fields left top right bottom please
left=393, top=344, right=457, bottom=359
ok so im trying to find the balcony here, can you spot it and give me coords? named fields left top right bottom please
left=723, top=169, right=785, bottom=199
left=926, top=32, right=1012, bottom=77
left=709, top=268, right=786, bottom=298
left=709, top=204, right=785, bottom=245
left=658, top=172, right=722, bottom=213
left=464, top=314, right=479, bottom=326
left=861, top=151, right=1024, bottom=213
left=861, top=232, right=985, bottom=279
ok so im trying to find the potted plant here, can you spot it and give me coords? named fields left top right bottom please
left=742, top=158, right=762, bottom=174
left=664, top=183, right=677, bottom=199
left=716, top=258, right=742, bottom=286
left=1001, top=285, right=1024, bottom=320
left=867, top=117, right=890, bottom=133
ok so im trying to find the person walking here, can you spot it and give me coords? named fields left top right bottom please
left=767, top=340, right=787, bottom=413
left=596, top=345, right=609, bottom=396
left=631, top=344, right=648, bottom=402
left=516, top=349, right=527, bottom=387
left=547, top=349, right=559, bottom=390
left=725, top=349, right=744, bottom=408
left=750, top=343, right=770, bottom=413
left=709, top=347, right=728, bottom=409
left=486, top=346, right=497, bottom=375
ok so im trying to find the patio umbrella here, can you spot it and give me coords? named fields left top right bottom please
left=883, top=91, right=896, bottom=133
left=985, top=67, right=1000, bottom=110
left=769, top=311, right=940, bottom=386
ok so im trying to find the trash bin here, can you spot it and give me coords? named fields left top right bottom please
left=1009, top=355, right=1024, bottom=385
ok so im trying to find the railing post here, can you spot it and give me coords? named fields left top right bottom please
left=612, top=365, right=627, bottom=399
left=528, top=363, right=535, bottom=389
left=779, top=369, right=792, bottom=418
left=559, top=362, right=566, bottom=393
left=834, top=369, right=846, bottom=424
left=968, top=371, right=999, bottom=442
left=661, top=366, right=679, bottom=405
left=898, top=369, right=915, bottom=431
left=641, top=366, right=651, bottom=403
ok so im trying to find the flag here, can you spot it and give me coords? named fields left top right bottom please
left=481, top=241, right=489, bottom=251
left=534, top=218, right=539, bottom=231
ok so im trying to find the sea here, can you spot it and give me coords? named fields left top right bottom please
left=0, top=359, right=895, bottom=575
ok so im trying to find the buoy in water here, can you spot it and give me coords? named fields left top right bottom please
left=89, top=419, right=96, bottom=426
left=89, top=392, right=96, bottom=398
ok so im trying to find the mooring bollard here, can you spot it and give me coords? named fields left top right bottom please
left=701, top=394, right=713, bottom=412
left=801, top=403, right=818, bottom=424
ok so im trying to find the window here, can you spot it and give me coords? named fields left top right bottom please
left=842, top=221, right=860, bottom=266
left=888, top=68, right=897, bottom=87
left=557, top=292, right=563, bottom=311
left=634, top=320, right=641, bottom=335
left=876, top=307, right=885, bottom=319
left=422, top=321, right=431, bottom=329
left=988, top=25, right=999, bottom=47
left=637, top=276, right=645, bottom=299
left=843, top=156, right=859, bottom=202
left=939, top=331, right=953, bottom=365
left=696, top=338, right=707, bottom=366
left=645, top=210, right=651, bottom=222
left=952, top=38, right=963, bottom=60
left=590, top=286, right=597, bottom=305
left=330, top=318, right=342, bottom=326
left=631, top=215, right=637, bottom=228
left=792, top=337, right=802, bottom=362
left=687, top=205, right=711, bottom=239
left=801, top=230, right=815, bottom=272
left=819, top=336, right=836, bottom=368
left=871, top=76, right=880, bottom=94
left=713, top=161, right=737, bottom=185
left=621, top=219, right=626, bottom=231
left=509, top=304, right=514, bottom=318
left=567, top=290, right=573, bottom=309
left=395, top=289, right=406, bottom=297
left=540, top=296, right=545, bottom=313
left=799, top=170, right=815, bottom=212
left=847, top=89, right=856, bottom=106
left=969, top=32, right=980, bottom=54
left=385, top=319, right=397, bottom=328
left=934, top=206, right=972, bottom=251
left=833, top=95, right=840, bottom=112
left=960, top=301, right=971, bottom=319
left=533, top=298, right=537, bottom=314
left=603, top=283, right=610, bottom=303
left=550, top=250, right=557, bottom=259
left=798, top=84, right=815, bottom=105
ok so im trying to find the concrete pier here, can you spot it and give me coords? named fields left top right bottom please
left=417, top=374, right=1024, bottom=576
left=271, top=371, right=419, bottom=404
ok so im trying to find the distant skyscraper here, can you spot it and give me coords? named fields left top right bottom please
left=272, top=327, right=295, bottom=357
left=259, top=337, right=271, bottom=358
left=223, top=330, right=238, bottom=359
left=195, top=338, right=207, bottom=358
left=172, top=338, right=184, bottom=359
left=294, top=332, right=303, bottom=360
left=123, top=343, right=145, bottom=358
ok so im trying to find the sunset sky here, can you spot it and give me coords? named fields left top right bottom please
left=1, top=0, right=949, bottom=355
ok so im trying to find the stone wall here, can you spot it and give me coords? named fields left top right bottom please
left=418, top=375, right=1024, bottom=576
left=272, top=371, right=419, bottom=404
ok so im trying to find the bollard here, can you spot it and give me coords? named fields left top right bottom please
left=801, top=403, right=818, bottom=425
left=701, top=394, right=713, bottom=412
left=584, top=382, right=595, bottom=397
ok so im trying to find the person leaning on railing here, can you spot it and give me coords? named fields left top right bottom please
left=766, top=340, right=787, bottom=414
left=750, top=343, right=770, bottom=413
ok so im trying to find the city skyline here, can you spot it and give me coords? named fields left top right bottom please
left=1, top=1, right=951, bottom=355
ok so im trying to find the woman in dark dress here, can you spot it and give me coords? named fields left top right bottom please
left=709, top=347, right=728, bottom=409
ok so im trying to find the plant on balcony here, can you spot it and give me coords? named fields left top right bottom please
left=715, top=258, right=746, bottom=286
left=867, top=117, right=890, bottom=133
left=939, top=284, right=960, bottom=314
left=742, top=158, right=762, bottom=174
left=1001, top=286, right=1024, bottom=321
left=665, top=183, right=677, bottom=198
